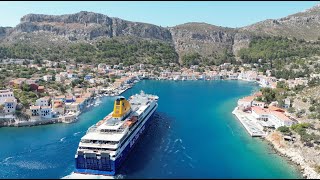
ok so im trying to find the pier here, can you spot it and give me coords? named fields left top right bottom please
left=232, top=108, right=266, bottom=137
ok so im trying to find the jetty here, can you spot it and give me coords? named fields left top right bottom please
left=232, top=108, right=266, bottom=137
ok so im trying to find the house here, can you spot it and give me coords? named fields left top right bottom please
left=43, top=75, right=53, bottom=82
left=65, top=102, right=80, bottom=113
left=75, top=98, right=86, bottom=111
left=35, top=97, right=51, bottom=107
left=283, top=98, right=291, bottom=109
left=0, top=89, right=14, bottom=104
left=30, top=106, right=52, bottom=118
left=52, top=100, right=65, bottom=115
left=55, top=74, right=65, bottom=82
left=37, top=86, right=45, bottom=93
left=54, top=95, right=66, bottom=103
left=39, top=106, right=52, bottom=119
left=4, top=98, right=17, bottom=113
left=30, top=106, right=41, bottom=116
left=65, top=96, right=75, bottom=103
left=237, top=96, right=255, bottom=111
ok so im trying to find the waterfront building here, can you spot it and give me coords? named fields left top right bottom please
left=54, top=95, right=66, bottom=103
left=75, top=98, right=86, bottom=111
left=251, top=106, right=269, bottom=121
left=252, top=100, right=266, bottom=108
left=268, top=110, right=295, bottom=128
left=65, top=102, right=80, bottom=113
left=30, top=106, right=41, bottom=116
left=237, top=96, right=255, bottom=111
left=3, top=97, right=17, bottom=113
left=40, top=106, right=52, bottom=118
left=52, top=100, right=65, bottom=115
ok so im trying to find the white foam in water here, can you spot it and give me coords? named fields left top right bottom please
left=62, top=172, right=115, bottom=179
left=60, top=137, right=66, bottom=142
left=73, top=131, right=82, bottom=136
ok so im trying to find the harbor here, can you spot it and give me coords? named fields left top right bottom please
left=0, top=80, right=301, bottom=179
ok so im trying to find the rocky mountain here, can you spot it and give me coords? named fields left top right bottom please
left=0, top=11, right=172, bottom=45
left=168, top=23, right=253, bottom=62
left=0, top=4, right=320, bottom=64
left=241, top=4, right=320, bottom=41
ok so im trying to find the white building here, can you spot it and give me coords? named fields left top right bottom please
left=0, top=90, right=17, bottom=113
left=252, top=100, right=265, bottom=108
left=40, top=106, right=52, bottom=119
left=4, top=98, right=17, bottom=113
left=251, top=106, right=295, bottom=128
left=0, top=89, right=14, bottom=105
left=268, top=111, right=295, bottom=128
left=237, top=96, right=255, bottom=110
left=55, top=74, right=65, bottom=82
left=30, top=106, right=52, bottom=119
left=35, top=97, right=51, bottom=107
left=251, top=106, right=269, bottom=121
left=43, top=75, right=53, bottom=82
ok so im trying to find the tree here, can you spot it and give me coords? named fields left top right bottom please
left=277, top=126, right=290, bottom=134
left=288, top=107, right=295, bottom=113
left=22, top=83, right=30, bottom=92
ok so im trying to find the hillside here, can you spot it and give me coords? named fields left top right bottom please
left=0, top=4, right=320, bottom=65
left=241, top=4, right=320, bottom=41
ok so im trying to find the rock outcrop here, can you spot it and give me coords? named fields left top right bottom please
left=1, top=11, right=172, bottom=43
left=1, top=4, right=320, bottom=61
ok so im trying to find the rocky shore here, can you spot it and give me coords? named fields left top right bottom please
left=265, top=131, right=320, bottom=179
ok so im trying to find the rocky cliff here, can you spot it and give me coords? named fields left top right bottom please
left=1, top=11, right=172, bottom=44
left=0, top=4, right=320, bottom=62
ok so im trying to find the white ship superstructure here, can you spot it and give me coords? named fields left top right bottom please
left=74, top=91, right=159, bottom=176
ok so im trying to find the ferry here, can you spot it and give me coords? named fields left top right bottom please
left=73, top=90, right=159, bottom=176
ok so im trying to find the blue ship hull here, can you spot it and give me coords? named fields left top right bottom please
left=74, top=111, right=156, bottom=176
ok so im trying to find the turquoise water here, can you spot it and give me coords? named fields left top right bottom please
left=0, top=80, right=301, bottom=179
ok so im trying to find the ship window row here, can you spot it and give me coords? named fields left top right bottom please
left=79, top=146, right=115, bottom=152
left=100, top=129, right=124, bottom=133
left=81, top=139, right=119, bottom=145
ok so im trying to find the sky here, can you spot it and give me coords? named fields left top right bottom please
left=0, top=1, right=319, bottom=28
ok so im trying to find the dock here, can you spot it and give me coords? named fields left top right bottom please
left=232, top=108, right=266, bottom=137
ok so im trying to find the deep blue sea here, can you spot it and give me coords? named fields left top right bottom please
left=0, top=80, right=301, bottom=179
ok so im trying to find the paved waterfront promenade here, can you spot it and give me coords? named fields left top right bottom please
left=232, top=108, right=266, bottom=137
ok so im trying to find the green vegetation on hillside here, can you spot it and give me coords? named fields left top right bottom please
left=238, top=36, right=320, bottom=64
left=0, top=37, right=179, bottom=65
left=181, top=48, right=236, bottom=66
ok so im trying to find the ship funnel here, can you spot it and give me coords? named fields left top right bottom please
left=112, top=97, right=131, bottom=119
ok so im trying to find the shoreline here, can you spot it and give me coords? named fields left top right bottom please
left=231, top=91, right=320, bottom=179
left=263, top=132, right=320, bottom=179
